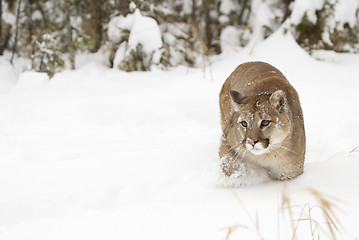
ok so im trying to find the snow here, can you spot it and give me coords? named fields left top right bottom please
left=220, top=26, right=241, bottom=53
left=1, top=28, right=359, bottom=239
left=108, top=9, right=163, bottom=69
left=112, top=42, right=127, bottom=69
left=250, top=0, right=274, bottom=31
left=182, top=0, right=193, bottom=15
left=290, top=0, right=359, bottom=31
left=219, top=0, right=236, bottom=14
left=129, top=1, right=137, bottom=12
left=31, top=10, right=42, bottom=21
left=2, top=11, right=16, bottom=26
left=334, top=0, right=359, bottom=28
left=0, top=60, right=17, bottom=93
left=127, top=10, right=163, bottom=53
left=108, top=14, right=134, bottom=44
left=290, top=0, right=325, bottom=24
left=15, top=71, right=49, bottom=91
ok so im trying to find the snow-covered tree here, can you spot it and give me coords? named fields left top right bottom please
left=31, top=33, right=64, bottom=77
left=108, top=4, right=163, bottom=71
left=291, top=0, right=359, bottom=53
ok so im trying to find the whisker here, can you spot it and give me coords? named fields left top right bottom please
left=226, top=144, right=239, bottom=156
left=240, top=147, right=248, bottom=160
left=241, top=150, right=247, bottom=162
left=226, top=141, right=245, bottom=156
left=233, top=147, right=244, bottom=162
left=227, top=142, right=240, bottom=152
left=233, top=150, right=245, bottom=168
left=268, top=149, right=277, bottom=160
left=273, top=144, right=296, bottom=154
left=271, top=148, right=291, bottom=165
left=239, top=131, right=244, bottom=139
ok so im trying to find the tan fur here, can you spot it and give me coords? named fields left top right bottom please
left=219, top=61, right=305, bottom=181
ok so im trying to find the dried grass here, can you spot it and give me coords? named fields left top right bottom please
left=221, top=173, right=265, bottom=240
left=349, top=146, right=359, bottom=153
left=281, top=184, right=343, bottom=240
left=221, top=224, right=250, bottom=240
left=222, top=178, right=344, bottom=240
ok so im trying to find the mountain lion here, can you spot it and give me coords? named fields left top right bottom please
left=219, top=61, right=305, bottom=184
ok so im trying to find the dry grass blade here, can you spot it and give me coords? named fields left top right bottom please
left=222, top=178, right=344, bottom=239
left=306, top=189, right=342, bottom=220
left=256, top=209, right=260, bottom=231
left=305, top=188, right=343, bottom=239
left=221, top=224, right=250, bottom=240
left=281, top=184, right=344, bottom=240
left=291, top=203, right=311, bottom=240
left=349, top=145, right=359, bottom=153
left=310, top=206, right=340, bottom=238
left=221, top=173, right=265, bottom=240
left=281, top=182, right=298, bottom=240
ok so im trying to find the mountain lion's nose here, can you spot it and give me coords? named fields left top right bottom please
left=246, top=138, right=258, bottom=146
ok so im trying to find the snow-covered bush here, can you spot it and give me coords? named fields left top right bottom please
left=218, top=0, right=291, bottom=53
left=107, top=1, right=213, bottom=70
left=108, top=8, right=163, bottom=71
left=30, top=33, right=64, bottom=77
left=291, top=0, right=359, bottom=53
left=220, top=25, right=251, bottom=53
left=160, top=22, right=201, bottom=68
left=329, top=0, right=359, bottom=52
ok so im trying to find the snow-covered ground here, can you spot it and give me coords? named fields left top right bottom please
left=0, top=29, right=359, bottom=239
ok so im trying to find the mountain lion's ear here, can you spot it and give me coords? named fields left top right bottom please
left=270, top=90, right=287, bottom=111
left=230, top=90, right=246, bottom=111
left=230, top=90, right=246, bottom=104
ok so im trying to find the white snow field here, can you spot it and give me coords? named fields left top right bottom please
left=1, top=29, right=359, bottom=239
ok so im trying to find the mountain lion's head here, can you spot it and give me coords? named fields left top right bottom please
left=225, top=90, right=291, bottom=156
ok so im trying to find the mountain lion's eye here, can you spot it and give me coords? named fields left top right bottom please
left=241, top=121, right=247, bottom=127
left=261, top=120, right=270, bottom=127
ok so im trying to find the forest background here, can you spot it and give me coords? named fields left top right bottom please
left=0, top=0, right=358, bottom=76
